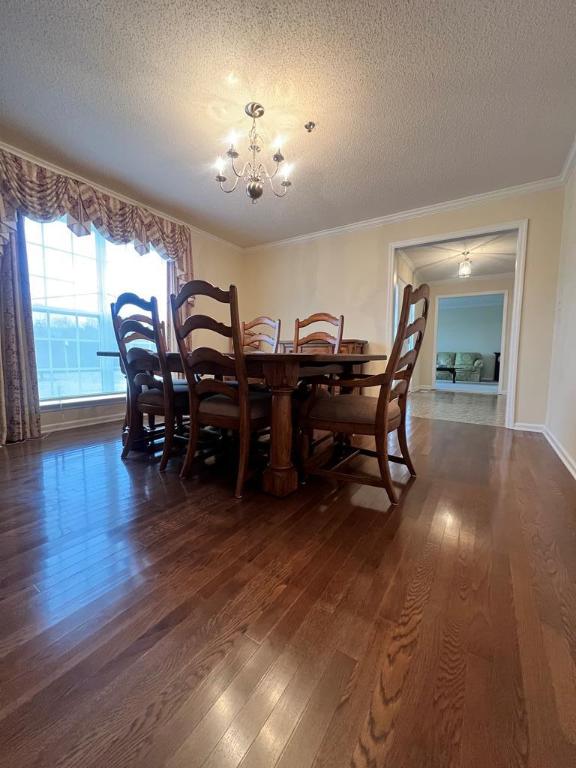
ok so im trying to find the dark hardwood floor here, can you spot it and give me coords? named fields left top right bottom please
left=1, top=416, right=576, bottom=767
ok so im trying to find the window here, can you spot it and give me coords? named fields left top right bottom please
left=25, top=218, right=168, bottom=402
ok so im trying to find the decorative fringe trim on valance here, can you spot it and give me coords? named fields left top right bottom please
left=0, top=149, right=192, bottom=285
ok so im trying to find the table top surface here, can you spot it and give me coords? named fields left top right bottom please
left=97, top=351, right=387, bottom=363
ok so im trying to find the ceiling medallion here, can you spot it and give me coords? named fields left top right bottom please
left=214, top=102, right=315, bottom=203
left=458, top=250, right=472, bottom=278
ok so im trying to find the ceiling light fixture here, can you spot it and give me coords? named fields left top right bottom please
left=214, top=102, right=313, bottom=203
left=458, top=251, right=472, bottom=278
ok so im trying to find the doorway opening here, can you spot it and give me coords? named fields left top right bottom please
left=388, top=221, right=527, bottom=428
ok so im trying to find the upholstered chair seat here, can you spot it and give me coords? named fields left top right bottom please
left=306, top=394, right=401, bottom=433
left=137, top=386, right=189, bottom=410
left=198, top=391, right=271, bottom=420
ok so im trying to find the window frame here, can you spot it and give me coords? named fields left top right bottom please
left=25, top=218, right=168, bottom=405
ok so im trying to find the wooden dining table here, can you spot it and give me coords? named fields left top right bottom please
left=98, top=350, right=387, bottom=497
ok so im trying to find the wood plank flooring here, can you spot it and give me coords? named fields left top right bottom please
left=1, top=416, right=575, bottom=767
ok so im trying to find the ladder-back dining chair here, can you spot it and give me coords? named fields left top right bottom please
left=293, top=312, right=344, bottom=354
left=298, top=284, right=429, bottom=504
left=171, top=280, right=271, bottom=498
left=111, top=292, right=188, bottom=470
left=241, top=316, right=281, bottom=353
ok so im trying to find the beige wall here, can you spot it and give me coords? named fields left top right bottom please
left=546, top=165, right=576, bottom=470
left=243, top=187, right=564, bottom=426
left=416, top=275, right=515, bottom=389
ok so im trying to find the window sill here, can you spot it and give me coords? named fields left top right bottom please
left=40, top=393, right=126, bottom=412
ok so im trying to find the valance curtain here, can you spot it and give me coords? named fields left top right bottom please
left=0, top=148, right=193, bottom=444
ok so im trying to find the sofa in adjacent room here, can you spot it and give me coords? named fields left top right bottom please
left=436, top=352, right=484, bottom=382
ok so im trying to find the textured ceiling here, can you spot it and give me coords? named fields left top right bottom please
left=401, top=231, right=517, bottom=282
left=1, top=1, right=576, bottom=247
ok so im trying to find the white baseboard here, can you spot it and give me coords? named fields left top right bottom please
left=513, top=422, right=544, bottom=432
left=544, top=427, right=576, bottom=481
left=42, top=411, right=125, bottom=434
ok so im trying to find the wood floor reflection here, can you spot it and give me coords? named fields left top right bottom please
left=1, top=417, right=575, bottom=767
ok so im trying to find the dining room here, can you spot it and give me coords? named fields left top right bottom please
left=2, top=2, right=576, bottom=767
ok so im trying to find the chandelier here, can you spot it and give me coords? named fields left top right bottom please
left=214, top=102, right=313, bottom=203
left=458, top=251, right=472, bottom=278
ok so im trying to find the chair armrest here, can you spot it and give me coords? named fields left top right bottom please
left=337, top=372, right=390, bottom=389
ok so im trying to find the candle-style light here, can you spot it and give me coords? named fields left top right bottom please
left=458, top=251, right=472, bottom=278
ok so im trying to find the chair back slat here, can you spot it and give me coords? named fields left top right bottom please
left=405, top=316, right=426, bottom=339
left=299, top=312, right=341, bottom=328
left=241, top=316, right=281, bottom=352
left=173, top=279, right=231, bottom=307
left=186, top=347, right=237, bottom=375
left=111, top=293, right=154, bottom=314
left=294, top=312, right=344, bottom=354
left=180, top=314, right=233, bottom=339
left=119, top=319, right=156, bottom=341
left=298, top=330, right=341, bottom=348
left=396, top=348, right=418, bottom=372
left=409, top=285, right=430, bottom=305
left=171, top=280, right=248, bottom=409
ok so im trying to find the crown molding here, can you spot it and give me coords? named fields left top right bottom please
left=0, top=138, right=242, bottom=252
left=561, top=132, right=576, bottom=183
left=244, top=176, right=562, bottom=253
left=2, top=136, right=573, bottom=256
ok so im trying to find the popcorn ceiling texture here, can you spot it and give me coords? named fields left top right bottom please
left=0, top=0, right=575, bottom=246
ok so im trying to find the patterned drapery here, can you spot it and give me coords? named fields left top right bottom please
left=0, top=214, right=41, bottom=444
left=0, top=147, right=193, bottom=443
left=0, top=149, right=193, bottom=283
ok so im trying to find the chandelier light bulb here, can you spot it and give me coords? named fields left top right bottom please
left=282, top=163, right=293, bottom=180
left=214, top=157, right=225, bottom=173
left=226, top=129, right=238, bottom=147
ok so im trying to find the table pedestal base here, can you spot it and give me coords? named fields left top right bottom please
left=262, top=380, right=299, bottom=497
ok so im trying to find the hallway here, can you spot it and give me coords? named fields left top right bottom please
left=408, top=389, right=506, bottom=427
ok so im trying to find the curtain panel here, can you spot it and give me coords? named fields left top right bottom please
left=0, top=214, right=41, bottom=444
left=0, top=148, right=193, bottom=443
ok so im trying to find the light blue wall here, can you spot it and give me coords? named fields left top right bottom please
left=437, top=294, right=504, bottom=379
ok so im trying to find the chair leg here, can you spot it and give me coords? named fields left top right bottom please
left=298, top=425, right=311, bottom=482
left=375, top=431, right=398, bottom=505
left=235, top=427, right=251, bottom=499
left=397, top=420, right=416, bottom=476
left=180, top=417, right=199, bottom=479
left=121, top=407, right=141, bottom=459
left=159, top=416, right=174, bottom=472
